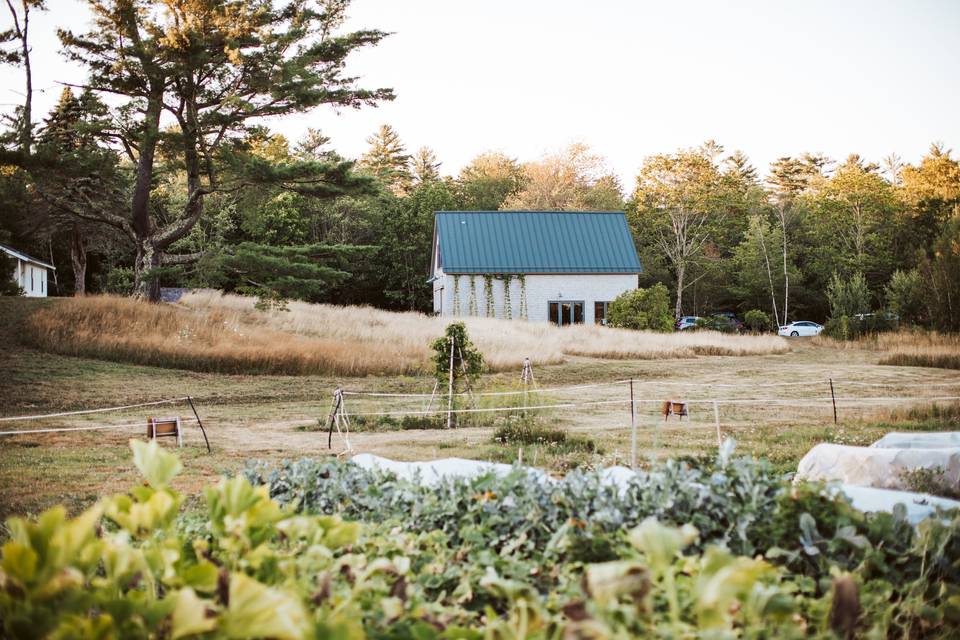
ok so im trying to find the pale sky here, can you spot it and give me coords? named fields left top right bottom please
left=2, top=0, right=959, bottom=187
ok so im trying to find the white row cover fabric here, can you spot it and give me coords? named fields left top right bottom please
left=796, top=443, right=960, bottom=491
left=871, top=431, right=960, bottom=449
left=352, top=453, right=960, bottom=524
left=838, top=484, right=960, bottom=525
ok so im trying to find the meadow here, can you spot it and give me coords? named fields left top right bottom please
left=21, top=292, right=790, bottom=376
left=2, top=295, right=960, bottom=521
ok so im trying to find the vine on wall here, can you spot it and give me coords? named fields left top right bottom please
left=503, top=274, right=513, bottom=320
left=468, top=275, right=478, bottom=316
left=483, top=274, right=495, bottom=318
left=452, top=275, right=461, bottom=316
left=518, top=274, right=528, bottom=320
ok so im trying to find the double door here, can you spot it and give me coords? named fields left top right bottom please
left=548, top=301, right=584, bottom=326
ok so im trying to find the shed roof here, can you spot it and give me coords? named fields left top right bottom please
left=433, top=211, right=642, bottom=274
left=0, top=242, right=55, bottom=269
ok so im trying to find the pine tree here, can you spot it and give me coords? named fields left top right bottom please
left=411, top=146, right=441, bottom=184
left=58, top=0, right=393, bottom=301
left=360, top=124, right=412, bottom=195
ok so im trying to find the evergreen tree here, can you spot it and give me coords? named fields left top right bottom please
left=360, top=124, right=412, bottom=195
left=411, top=146, right=441, bottom=184
left=59, top=0, right=393, bottom=301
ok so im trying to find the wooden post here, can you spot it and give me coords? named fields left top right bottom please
left=713, top=400, right=722, bottom=447
left=446, top=336, right=455, bottom=429
left=186, top=396, right=211, bottom=453
left=829, top=378, right=838, bottom=425
left=327, top=387, right=342, bottom=449
left=630, top=378, right=637, bottom=471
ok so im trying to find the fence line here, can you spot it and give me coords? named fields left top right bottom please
left=0, top=397, right=190, bottom=422
left=340, top=394, right=960, bottom=419
left=0, top=417, right=199, bottom=437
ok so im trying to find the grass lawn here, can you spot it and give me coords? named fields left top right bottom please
left=1, top=296, right=959, bottom=521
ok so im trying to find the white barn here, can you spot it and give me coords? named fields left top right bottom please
left=429, top=211, right=642, bottom=325
left=1, top=242, right=55, bottom=297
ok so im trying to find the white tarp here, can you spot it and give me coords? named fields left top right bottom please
left=795, top=443, right=960, bottom=491
left=838, top=484, right=960, bottom=525
left=871, top=431, right=960, bottom=449
left=350, top=453, right=549, bottom=486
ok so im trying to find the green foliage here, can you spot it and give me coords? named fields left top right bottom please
left=431, top=322, right=483, bottom=385
left=886, top=268, right=926, bottom=325
left=607, top=283, right=673, bottom=331
left=827, top=271, right=871, bottom=319
left=102, top=266, right=134, bottom=295
left=0, top=440, right=363, bottom=640
left=0, top=251, right=23, bottom=295
left=918, top=217, right=960, bottom=331
left=219, top=242, right=368, bottom=306
left=744, top=309, right=771, bottom=332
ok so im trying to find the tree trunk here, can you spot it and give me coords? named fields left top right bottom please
left=131, top=88, right=164, bottom=302
left=674, top=262, right=685, bottom=319
left=134, top=239, right=161, bottom=302
left=757, top=222, right=780, bottom=327
left=70, top=226, right=87, bottom=296
left=781, top=218, right=789, bottom=326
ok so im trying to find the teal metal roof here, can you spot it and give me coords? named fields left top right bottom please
left=434, top=211, right=642, bottom=274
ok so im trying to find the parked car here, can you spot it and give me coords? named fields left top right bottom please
left=675, top=316, right=701, bottom=331
left=703, top=312, right=744, bottom=333
left=778, top=320, right=823, bottom=337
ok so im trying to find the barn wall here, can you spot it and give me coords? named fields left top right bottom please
left=436, top=273, right=638, bottom=324
left=10, top=258, right=48, bottom=297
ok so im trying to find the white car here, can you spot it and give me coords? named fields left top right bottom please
left=778, top=321, right=823, bottom=337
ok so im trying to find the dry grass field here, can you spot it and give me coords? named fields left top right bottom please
left=23, top=293, right=790, bottom=376
left=2, top=295, right=960, bottom=521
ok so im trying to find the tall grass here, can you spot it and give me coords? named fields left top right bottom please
left=21, top=293, right=789, bottom=376
left=818, top=331, right=960, bottom=370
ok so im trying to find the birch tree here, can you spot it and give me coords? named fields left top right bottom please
left=632, top=148, right=723, bottom=318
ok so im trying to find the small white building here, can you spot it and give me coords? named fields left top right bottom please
left=429, top=211, right=642, bottom=325
left=1, top=242, right=55, bottom=297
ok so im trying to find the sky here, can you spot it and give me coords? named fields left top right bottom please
left=2, top=0, right=959, bottom=187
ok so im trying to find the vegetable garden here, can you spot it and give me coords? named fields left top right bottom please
left=2, top=440, right=959, bottom=639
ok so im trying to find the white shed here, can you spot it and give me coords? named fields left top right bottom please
left=1, top=242, right=55, bottom=297
left=429, top=211, right=642, bottom=325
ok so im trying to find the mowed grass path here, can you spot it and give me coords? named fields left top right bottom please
left=1, top=297, right=959, bottom=520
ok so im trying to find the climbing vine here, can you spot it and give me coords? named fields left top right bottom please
left=452, top=275, right=461, bottom=316
left=468, top=275, right=478, bottom=316
left=503, top=274, right=513, bottom=319
left=483, top=274, right=495, bottom=318
left=518, top=274, right=528, bottom=320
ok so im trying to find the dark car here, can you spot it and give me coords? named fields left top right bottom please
left=702, top=312, right=744, bottom=333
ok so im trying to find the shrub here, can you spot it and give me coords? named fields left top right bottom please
left=607, top=283, right=673, bottom=332
left=0, top=251, right=24, bottom=296
left=743, top=309, right=771, bottom=333
left=827, top=271, right=870, bottom=319
left=885, top=268, right=926, bottom=326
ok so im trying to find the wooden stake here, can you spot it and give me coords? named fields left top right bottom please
left=713, top=400, right=722, bottom=447
left=327, top=387, right=342, bottom=449
left=630, top=378, right=637, bottom=471
left=829, top=378, right=838, bottom=424
left=446, top=336, right=455, bottom=429
left=186, top=396, right=211, bottom=454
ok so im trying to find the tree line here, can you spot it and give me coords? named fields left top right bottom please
left=1, top=1, right=958, bottom=332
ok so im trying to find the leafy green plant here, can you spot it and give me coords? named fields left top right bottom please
left=744, top=309, right=771, bottom=332
left=607, top=283, right=673, bottom=331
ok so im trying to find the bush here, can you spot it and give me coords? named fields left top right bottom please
left=827, top=271, right=870, bottom=319
left=0, top=251, right=24, bottom=296
left=607, top=283, right=673, bottom=331
left=886, top=268, right=926, bottom=326
left=824, top=313, right=898, bottom=340
left=743, top=309, right=771, bottom=332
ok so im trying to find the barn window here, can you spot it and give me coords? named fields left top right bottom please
left=548, top=301, right=584, bottom=327
left=594, top=301, right=610, bottom=325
